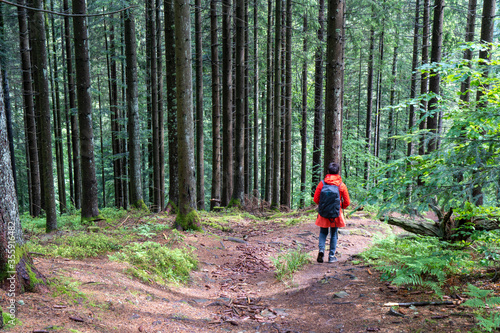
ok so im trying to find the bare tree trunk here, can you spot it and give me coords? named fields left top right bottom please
left=49, top=0, right=66, bottom=214
left=156, top=0, right=165, bottom=211
left=210, top=0, right=221, bottom=210
left=472, top=0, right=496, bottom=206
left=173, top=0, right=201, bottom=230
left=324, top=0, right=344, bottom=169
left=365, top=27, right=375, bottom=185
left=64, top=0, right=81, bottom=210
left=124, top=10, right=144, bottom=209
left=73, top=0, right=99, bottom=219
left=164, top=0, right=179, bottom=210
left=17, top=1, right=40, bottom=217
left=426, top=0, right=443, bottom=154
left=264, top=0, right=273, bottom=202
left=408, top=0, right=420, bottom=158
left=460, top=0, right=477, bottom=103
left=28, top=0, right=57, bottom=231
left=221, top=0, right=233, bottom=206
left=244, top=0, right=250, bottom=196
left=253, top=0, right=259, bottom=195
left=418, top=0, right=430, bottom=157
left=386, top=43, right=398, bottom=164
left=374, top=28, right=384, bottom=160
left=300, top=14, right=308, bottom=208
left=312, top=0, right=324, bottom=194
left=271, top=0, right=281, bottom=209
left=97, top=77, right=106, bottom=207
left=195, top=0, right=205, bottom=210
left=62, top=29, right=74, bottom=210
left=282, top=0, right=292, bottom=208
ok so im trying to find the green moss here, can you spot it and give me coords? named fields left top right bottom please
left=131, top=199, right=148, bottom=211
left=81, top=213, right=103, bottom=225
left=174, top=209, right=202, bottom=231
left=227, top=198, right=241, bottom=208
left=0, top=244, right=26, bottom=281
left=3, top=311, right=21, bottom=329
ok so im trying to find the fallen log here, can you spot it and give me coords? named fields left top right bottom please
left=383, top=216, right=443, bottom=238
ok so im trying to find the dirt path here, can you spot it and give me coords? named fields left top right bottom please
left=5, top=211, right=476, bottom=332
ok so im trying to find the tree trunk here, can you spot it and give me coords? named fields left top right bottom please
left=124, top=10, right=144, bottom=209
left=210, top=0, right=221, bottom=210
left=374, top=27, right=384, bottom=160
left=244, top=0, right=250, bottom=196
left=264, top=0, right=273, bottom=202
left=17, top=1, right=41, bottom=217
left=194, top=0, right=205, bottom=210
left=472, top=0, right=496, bottom=206
left=460, top=0, right=477, bottom=103
left=419, top=0, right=430, bottom=157
left=324, top=0, right=344, bottom=170
left=156, top=0, right=165, bottom=212
left=49, top=0, right=66, bottom=214
left=64, top=0, right=81, bottom=210
left=1, top=73, right=47, bottom=300
left=271, top=0, right=281, bottom=209
left=97, top=77, right=106, bottom=207
left=164, top=0, right=179, bottom=210
left=408, top=0, right=420, bottom=158
left=426, top=0, right=443, bottom=154
left=386, top=43, right=398, bottom=164
left=282, top=0, right=292, bottom=208
left=253, top=0, right=259, bottom=195
left=364, top=27, right=375, bottom=185
left=312, top=0, right=324, bottom=194
left=173, top=0, right=201, bottom=230
left=233, top=0, right=245, bottom=206
left=28, top=0, right=57, bottom=232
left=221, top=0, right=233, bottom=207
left=73, top=0, right=99, bottom=219
left=300, top=14, right=308, bottom=208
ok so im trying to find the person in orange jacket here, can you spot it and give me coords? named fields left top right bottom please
left=313, top=162, right=350, bottom=263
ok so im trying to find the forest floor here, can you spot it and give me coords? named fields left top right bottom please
left=1, top=208, right=483, bottom=332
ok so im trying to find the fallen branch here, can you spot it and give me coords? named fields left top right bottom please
left=383, top=301, right=457, bottom=307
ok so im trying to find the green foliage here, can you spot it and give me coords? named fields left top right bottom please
left=99, top=207, right=129, bottom=222
left=174, top=209, right=202, bottom=231
left=463, top=284, right=500, bottom=332
left=2, top=311, right=21, bottom=329
left=271, top=246, right=310, bottom=282
left=51, top=276, right=87, bottom=303
left=360, top=235, right=470, bottom=295
left=28, top=233, right=126, bottom=259
left=109, top=241, right=197, bottom=284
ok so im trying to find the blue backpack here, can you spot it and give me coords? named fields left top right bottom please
left=318, top=180, right=341, bottom=219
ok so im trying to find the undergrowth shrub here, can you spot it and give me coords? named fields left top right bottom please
left=360, top=235, right=471, bottom=295
left=28, top=233, right=125, bottom=259
left=109, top=241, right=197, bottom=284
left=463, top=284, right=500, bottom=332
left=271, top=246, right=310, bottom=282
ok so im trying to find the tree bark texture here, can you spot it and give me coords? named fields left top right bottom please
left=28, top=0, right=57, bottom=231
left=282, top=0, right=292, bottom=208
left=253, top=0, right=259, bottom=195
left=364, top=27, right=375, bottom=184
left=264, top=0, right=273, bottom=202
left=195, top=0, right=205, bottom=210
left=221, top=0, right=233, bottom=206
left=300, top=14, right=308, bottom=208
left=164, top=0, right=179, bottom=209
left=324, top=0, right=344, bottom=171
left=125, top=10, right=144, bottom=209
left=156, top=0, right=165, bottom=212
left=64, top=0, right=81, bottom=209
left=408, top=0, right=420, bottom=158
left=72, top=0, right=99, bottom=219
left=271, top=0, right=281, bottom=209
left=460, top=0, right=477, bottom=103
left=16, top=2, right=41, bottom=217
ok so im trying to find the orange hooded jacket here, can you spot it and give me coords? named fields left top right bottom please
left=313, top=174, right=350, bottom=228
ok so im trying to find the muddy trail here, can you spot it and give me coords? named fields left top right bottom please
left=4, top=210, right=476, bottom=333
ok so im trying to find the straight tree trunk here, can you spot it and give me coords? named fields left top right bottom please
left=374, top=29, right=384, bottom=160
left=164, top=0, right=179, bottom=210
left=419, top=0, right=430, bottom=156
left=364, top=28, right=375, bottom=185
left=195, top=0, right=205, bottom=210
left=125, top=10, right=144, bottom=209
left=460, top=0, right=477, bottom=103
left=105, top=19, right=123, bottom=209
left=97, top=77, right=106, bottom=207
left=271, top=0, right=282, bottom=209
left=210, top=0, right=221, bottom=210
left=312, top=0, right=324, bottom=193
left=324, top=0, right=344, bottom=169
left=426, top=0, right=444, bottom=154
left=156, top=0, right=165, bottom=211
left=300, top=14, right=307, bottom=208
left=244, top=0, right=250, bottom=196
left=16, top=1, right=41, bottom=217
left=253, top=0, right=259, bottom=195
left=146, top=0, right=161, bottom=213
left=233, top=0, right=245, bottom=205
left=221, top=0, right=233, bottom=206
left=28, top=0, right=57, bottom=231
left=64, top=0, right=81, bottom=210
left=72, top=0, right=99, bottom=219
left=472, top=0, right=496, bottom=206
left=173, top=0, right=201, bottom=230
left=264, top=0, right=273, bottom=202
left=49, top=0, right=66, bottom=214
left=408, top=0, right=420, bottom=158
left=386, top=43, right=398, bottom=163
left=282, top=0, right=292, bottom=208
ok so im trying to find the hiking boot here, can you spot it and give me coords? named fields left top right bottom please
left=328, top=256, right=338, bottom=263
left=317, top=252, right=324, bottom=263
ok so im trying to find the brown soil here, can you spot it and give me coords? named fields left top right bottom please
left=1, top=210, right=481, bottom=332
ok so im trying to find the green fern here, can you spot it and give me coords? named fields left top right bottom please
left=463, top=284, right=500, bottom=332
